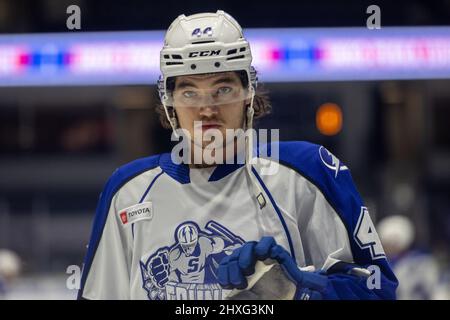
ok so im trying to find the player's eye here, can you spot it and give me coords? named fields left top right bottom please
left=216, top=86, right=232, bottom=95
left=182, top=90, right=198, bottom=98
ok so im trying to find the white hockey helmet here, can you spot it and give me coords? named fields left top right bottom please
left=377, top=215, right=415, bottom=252
left=158, top=10, right=257, bottom=131
left=176, top=222, right=199, bottom=255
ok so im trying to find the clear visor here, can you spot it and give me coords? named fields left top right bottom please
left=166, top=85, right=253, bottom=108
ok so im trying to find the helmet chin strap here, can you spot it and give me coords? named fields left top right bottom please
left=244, top=90, right=267, bottom=211
left=162, top=99, right=179, bottom=138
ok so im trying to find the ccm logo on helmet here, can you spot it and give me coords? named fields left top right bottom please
left=188, top=50, right=221, bottom=58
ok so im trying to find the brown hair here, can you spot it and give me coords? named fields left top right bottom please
left=155, top=70, right=272, bottom=129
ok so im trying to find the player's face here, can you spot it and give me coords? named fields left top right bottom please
left=182, top=243, right=196, bottom=256
left=173, top=72, right=248, bottom=149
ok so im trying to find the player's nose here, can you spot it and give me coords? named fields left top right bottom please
left=198, top=105, right=219, bottom=118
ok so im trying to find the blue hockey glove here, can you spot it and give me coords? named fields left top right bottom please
left=218, top=236, right=329, bottom=300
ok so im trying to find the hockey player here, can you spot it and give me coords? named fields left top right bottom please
left=378, top=215, right=448, bottom=300
left=78, top=10, right=398, bottom=300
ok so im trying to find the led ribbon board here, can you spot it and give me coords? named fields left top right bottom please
left=0, top=27, right=449, bottom=86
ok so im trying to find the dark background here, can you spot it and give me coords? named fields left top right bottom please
left=2, top=0, right=450, bottom=33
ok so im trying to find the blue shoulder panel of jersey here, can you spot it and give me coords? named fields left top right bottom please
left=273, top=141, right=398, bottom=299
left=276, top=141, right=362, bottom=243
left=77, top=154, right=161, bottom=299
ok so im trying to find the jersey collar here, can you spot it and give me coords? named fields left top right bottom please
left=159, top=153, right=244, bottom=184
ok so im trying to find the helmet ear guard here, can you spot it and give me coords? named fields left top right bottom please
left=249, top=65, right=258, bottom=90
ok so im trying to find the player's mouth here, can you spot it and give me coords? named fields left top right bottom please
left=202, top=124, right=221, bottom=130
left=196, top=122, right=222, bottom=131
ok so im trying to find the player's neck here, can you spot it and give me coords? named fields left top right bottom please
left=187, top=139, right=245, bottom=168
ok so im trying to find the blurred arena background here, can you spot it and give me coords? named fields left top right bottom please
left=0, top=0, right=449, bottom=299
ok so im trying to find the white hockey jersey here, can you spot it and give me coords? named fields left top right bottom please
left=78, top=141, right=398, bottom=300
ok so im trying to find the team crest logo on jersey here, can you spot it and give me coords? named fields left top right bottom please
left=140, top=220, right=245, bottom=300
left=319, top=146, right=348, bottom=178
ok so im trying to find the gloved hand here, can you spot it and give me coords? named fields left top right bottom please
left=149, top=249, right=170, bottom=289
left=218, top=236, right=329, bottom=300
